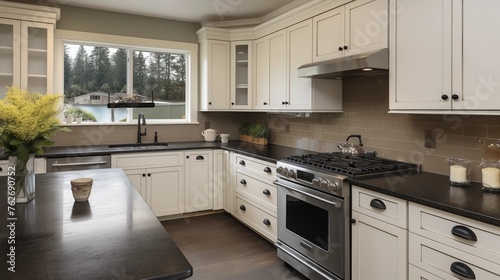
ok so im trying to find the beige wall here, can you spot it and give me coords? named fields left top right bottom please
left=266, top=75, right=499, bottom=182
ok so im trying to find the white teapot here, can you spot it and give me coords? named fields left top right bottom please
left=201, top=128, right=219, bottom=142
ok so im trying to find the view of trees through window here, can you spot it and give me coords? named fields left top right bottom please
left=63, top=43, right=187, bottom=123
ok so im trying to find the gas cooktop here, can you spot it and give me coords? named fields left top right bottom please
left=282, top=152, right=419, bottom=177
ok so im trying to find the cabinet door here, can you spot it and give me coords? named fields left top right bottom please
left=287, top=20, right=312, bottom=110
left=213, top=150, right=227, bottom=210
left=185, top=151, right=213, bottom=212
left=389, top=0, right=453, bottom=110
left=312, top=6, right=344, bottom=62
left=200, top=39, right=230, bottom=110
left=345, top=0, right=388, bottom=56
left=253, top=36, right=270, bottom=109
left=21, top=21, right=53, bottom=94
left=123, top=168, right=147, bottom=201
left=230, top=41, right=252, bottom=109
left=148, top=166, right=184, bottom=216
left=0, top=18, right=20, bottom=99
left=352, top=211, right=408, bottom=280
left=267, top=29, right=288, bottom=109
left=457, top=0, right=500, bottom=110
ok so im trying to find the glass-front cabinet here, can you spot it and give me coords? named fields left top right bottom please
left=0, top=2, right=58, bottom=99
left=230, top=41, right=252, bottom=110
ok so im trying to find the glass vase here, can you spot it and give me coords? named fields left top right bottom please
left=8, top=154, right=36, bottom=203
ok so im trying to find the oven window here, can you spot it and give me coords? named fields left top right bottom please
left=286, top=195, right=328, bottom=251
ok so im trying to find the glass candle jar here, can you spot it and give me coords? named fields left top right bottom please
left=448, top=158, right=471, bottom=187
left=480, top=162, right=500, bottom=191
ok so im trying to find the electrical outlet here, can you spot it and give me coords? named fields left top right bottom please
left=424, top=130, right=436, bottom=148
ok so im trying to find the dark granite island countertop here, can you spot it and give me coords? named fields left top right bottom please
left=0, top=169, right=193, bottom=280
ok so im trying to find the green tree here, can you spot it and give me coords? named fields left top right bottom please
left=133, top=51, right=147, bottom=95
left=72, top=45, right=88, bottom=92
left=63, top=45, right=72, bottom=94
left=111, top=48, right=127, bottom=93
left=89, top=47, right=111, bottom=92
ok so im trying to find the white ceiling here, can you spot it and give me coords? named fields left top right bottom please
left=48, top=0, right=309, bottom=24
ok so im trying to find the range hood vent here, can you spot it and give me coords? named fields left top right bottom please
left=298, top=48, right=389, bottom=79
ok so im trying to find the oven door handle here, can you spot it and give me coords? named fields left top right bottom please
left=275, top=180, right=342, bottom=208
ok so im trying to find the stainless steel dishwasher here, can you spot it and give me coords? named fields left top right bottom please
left=46, top=155, right=111, bottom=172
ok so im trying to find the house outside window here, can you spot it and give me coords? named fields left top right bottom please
left=54, top=30, right=198, bottom=124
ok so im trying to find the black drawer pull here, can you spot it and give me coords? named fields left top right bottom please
left=370, top=199, right=386, bottom=210
left=239, top=205, right=246, bottom=211
left=0, top=167, right=2, bottom=172
left=196, top=155, right=204, bottom=160
left=142, top=173, right=146, bottom=177
left=262, top=189, right=271, bottom=195
left=263, top=167, right=272, bottom=173
left=263, top=218, right=271, bottom=226
left=239, top=160, right=245, bottom=166
left=451, top=225, right=477, bottom=241
left=147, top=173, right=151, bottom=177
left=450, top=262, right=476, bottom=279
left=240, top=179, right=247, bottom=185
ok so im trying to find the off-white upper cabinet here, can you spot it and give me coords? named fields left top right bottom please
left=390, top=0, right=500, bottom=113
left=254, top=20, right=342, bottom=112
left=199, top=38, right=230, bottom=111
left=0, top=2, right=59, bottom=98
left=312, top=0, right=388, bottom=62
left=230, top=41, right=252, bottom=110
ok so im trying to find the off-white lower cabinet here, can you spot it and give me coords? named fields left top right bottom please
left=184, top=150, right=213, bottom=212
left=409, top=202, right=500, bottom=279
left=351, top=186, right=408, bottom=280
left=230, top=152, right=277, bottom=242
left=112, top=152, right=185, bottom=216
left=213, top=150, right=229, bottom=211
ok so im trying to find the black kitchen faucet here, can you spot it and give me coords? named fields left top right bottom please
left=137, top=113, right=147, bottom=143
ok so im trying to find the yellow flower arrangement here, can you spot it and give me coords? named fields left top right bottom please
left=0, top=87, right=69, bottom=198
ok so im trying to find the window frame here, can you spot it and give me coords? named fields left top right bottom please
left=54, top=29, right=198, bottom=125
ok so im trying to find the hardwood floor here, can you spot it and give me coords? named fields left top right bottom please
left=162, top=213, right=307, bottom=280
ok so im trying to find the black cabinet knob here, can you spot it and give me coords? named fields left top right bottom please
left=351, top=219, right=356, bottom=224
left=263, top=218, right=271, bottom=226
left=186, top=155, right=190, bottom=159
left=208, top=102, right=212, bottom=105
left=263, top=167, right=272, bottom=173
left=282, top=101, right=286, bottom=105
left=0, top=167, right=2, bottom=172
left=147, top=173, right=151, bottom=177
left=338, top=46, right=343, bottom=51
left=263, top=102, right=267, bottom=105
left=263, top=189, right=271, bottom=195
left=239, top=160, right=245, bottom=166
left=239, top=205, right=246, bottom=211
left=343, top=45, right=348, bottom=50
left=142, top=174, right=146, bottom=177
left=441, top=94, right=449, bottom=100
left=240, top=179, right=247, bottom=185
left=452, top=94, right=459, bottom=100
left=231, top=102, right=235, bottom=105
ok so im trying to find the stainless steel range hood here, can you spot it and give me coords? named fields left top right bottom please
left=298, top=48, right=389, bottom=79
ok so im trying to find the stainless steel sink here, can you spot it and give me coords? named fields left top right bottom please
left=108, top=143, right=169, bottom=149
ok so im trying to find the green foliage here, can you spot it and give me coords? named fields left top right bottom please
left=239, top=123, right=270, bottom=138
left=65, top=107, right=98, bottom=122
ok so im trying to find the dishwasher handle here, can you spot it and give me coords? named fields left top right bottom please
left=51, top=161, right=109, bottom=167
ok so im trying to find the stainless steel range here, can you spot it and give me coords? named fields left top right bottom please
left=275, top=153, right=417, bottom=280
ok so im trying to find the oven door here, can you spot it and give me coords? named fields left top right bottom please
left=276, top=179, right=347, bottom=279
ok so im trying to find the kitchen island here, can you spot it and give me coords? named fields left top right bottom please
left=0, top=168, right=193, bottom=279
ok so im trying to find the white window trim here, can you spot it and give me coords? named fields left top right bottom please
left=54, top=29, right=198, bottom=124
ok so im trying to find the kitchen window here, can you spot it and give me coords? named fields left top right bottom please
left=54, top=30, right=198, bottom=124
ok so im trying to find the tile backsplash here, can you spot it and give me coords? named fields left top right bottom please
left=266, top=75, right=500, bottom=182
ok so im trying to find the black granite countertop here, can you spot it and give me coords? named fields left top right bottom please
left=0, top=169, right=193, bottom=279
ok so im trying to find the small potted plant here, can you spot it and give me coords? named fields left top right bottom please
left=239, top=123, right=270, bottom=145
left=75, top=112, right=83, bottom=124
left=64, top=112, right=73, bottom=123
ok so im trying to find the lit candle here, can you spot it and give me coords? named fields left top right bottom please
left=450, top=165, right=467, bottom=183
left=482, top=167, right=500, bottom=189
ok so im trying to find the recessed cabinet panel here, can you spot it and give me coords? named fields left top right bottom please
left=313, top=6, right=344, bottom=62
left=268, top=30, right=287, bottom=109
left=287, top=20, right=312, bottom=110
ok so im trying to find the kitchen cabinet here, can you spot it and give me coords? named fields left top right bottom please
left=0, top=2, right=59, bottom=98
left=409, top=202, right=500, bottom=279
left=390, top=0, right=500, bottom=113
left=254, top=20, right=342, bottom=112
left=213, top=150, right=229, bottom=211
left=351, top=186, right=408, bottom=280
left=112, top=152, right=185, bottom=216
left=199, top=38, right=230, bottom=111
left=230, top=41, right=252, bottom=109
left=312, top=0, right=388, bottom=62
left=231, top=152, right=277, bottom=242
left=184, top=150, right=213, bottom=212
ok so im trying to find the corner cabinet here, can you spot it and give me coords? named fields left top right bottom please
left=390, top=0, right=500, bottom=113
left=312, top=0, right=388, bottom=62
left=351, top=186, right=408, bottom=280
left=0, top=2, right=59, bottom=98
left=112, top=152, right=185, bottom=217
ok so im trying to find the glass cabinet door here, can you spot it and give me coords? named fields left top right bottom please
left=230, top=41, right=252, bottom=109
left=0, top=18, right=20, bottom=99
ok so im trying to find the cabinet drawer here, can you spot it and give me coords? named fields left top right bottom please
left=409, top=233, right=500, bottom=279
left=352, top=186, right=407, bottom=228
left=235, top=172, right=277, bottom=212
left=409, top=265, right=443, bottom=280
left=234, top=196, right=277, bottom=242
left=234, top=154, right=275, bottom=182
left=409, top=202, right=500, bottom=265
left=0, top=161, right=8, bottom=176
left=185, top=150, right=211, bottom=163
left=112, top=152, right=184, bottom=168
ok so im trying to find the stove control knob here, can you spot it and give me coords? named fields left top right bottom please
left=327, top=181, right=339, bottom=192
left=287, top=169, right=296, bottom=178
left=282, top=168, right=289, bottom=177
left=312, top=178, right=321, bottom=187
left=276, top=166, right=283, bottom=175
left=319, top=179, right=329, bottom=189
